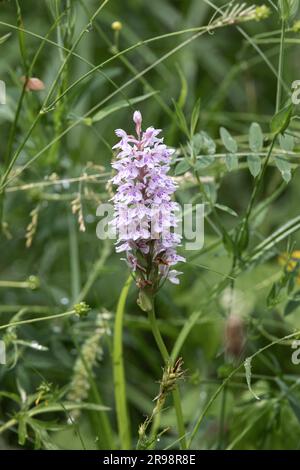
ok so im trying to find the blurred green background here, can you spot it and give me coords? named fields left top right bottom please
left=1, top=0, right=300, bottom=450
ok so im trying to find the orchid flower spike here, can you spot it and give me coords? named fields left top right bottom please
left=110, top=111, right=185, bottom=308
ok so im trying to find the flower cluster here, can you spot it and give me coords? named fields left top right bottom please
left=111, top=111, right=185, bottom=295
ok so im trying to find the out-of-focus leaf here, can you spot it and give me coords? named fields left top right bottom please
left=195, top=156, right=213, bottom=169
left=222, top=230, right=235, bottom=254
left=0, top=32, right=11, bottom=45
left=215, top=203, right=238, bottom=217
left=192, top=131, right=216, bottom=156
left=275, top=156, right=292, bottom=182
left=244, top=357, right=260, bottom=401
left=247, top=154, right=261, bottom=177
left=270, top=104, right=293, bottom=136
left=220, top=127, right=238, bottom=153
left=176, top=64, right=188, bottom=109
left=276, top=378, right=300, bottom=424
left=284, top=298, right=300, bottom=315
left=18, top=415, right=27, bottom=446
left=249, top=122, right=263, bottom=152
left=225, top=153, right=238, bottom=171
left=279, top=133, right=295, bottom=151
left=279, top=0, right=299, bottom=19
left=29, top=402, right=110, bottom=417
left=190, top=97, right=201, bottom=136
left=175, top=159, right=191, bottom=175
left=173, top=99, right=190, bottom=137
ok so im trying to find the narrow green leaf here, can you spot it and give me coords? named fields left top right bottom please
left=190, top=97, right=201, bottom=136
left=270, top=104, right=293, bottom=136
left=215, top=203, right=238, bottom=217
left=279, top=0, right=299, bottom=19
left=237, top=221, right=249, bottom=252
left=267, top=282, right=282, bottom=307
left=222, top=231, right=235, bottom=254
left=176, top=64, right=188, bottom=109
left=173, top=99, right=190, bottom=137
left=18, top=415, right=27, bottom=446
left=29, top=402, right=110, bottom=416
left=284, top=298, right=300, bottom=315
left=244, top=357, right=260, bottom=401
left=0, top=33, right=11, bottom=45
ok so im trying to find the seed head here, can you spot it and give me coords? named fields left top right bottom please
left=74, top=302, right=90, bottom=318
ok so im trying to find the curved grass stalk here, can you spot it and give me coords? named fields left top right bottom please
left=0, top=310, right=75, bottom=332
left=113, top=276, right=132, bottom=450
left=276, top=18, right=286, bottom=113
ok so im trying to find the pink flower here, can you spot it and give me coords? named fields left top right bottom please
left=111, top=111, right=185, bottom=289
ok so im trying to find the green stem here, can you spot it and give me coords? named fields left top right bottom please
left=276, top=18, right=286, bottom=113
left=238, top=137, right=276, bottom=246
left=217, top=386, right=227, bottom=449
left=148, top=307, right=169, bottom=362
left=148, top=304, right=187, bottom=450
left=68, top=213, right=81, bottom=303
left=113, top=276, right=132, bottom=449
left=75, top=241, right=111, bottom=304
left=0, top=418, right=17, bottom=435
left=0, top=310, right=74, bottom=331
left=0, top=281, right=32, bottom=289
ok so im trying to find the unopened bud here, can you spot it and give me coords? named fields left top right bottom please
left=111, top=21, right=122, bottom=31
left=21, top=76, right=45, bottom=91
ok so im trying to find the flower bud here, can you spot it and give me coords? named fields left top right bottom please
left=133, top=110, right=142, bottom=136
left=21, top=76, right=45, bottom=91
left=111, top=21, right=122, bottom=31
